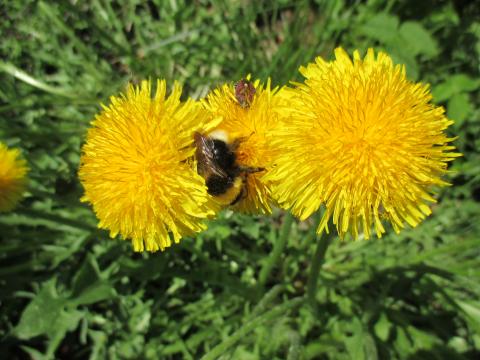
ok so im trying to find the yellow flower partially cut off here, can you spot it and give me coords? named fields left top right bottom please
left=0, top=142, right=28, bottom=212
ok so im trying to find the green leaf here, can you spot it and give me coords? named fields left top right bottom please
left=432, top=74, right=480, bottom=102
left=14, top=279, right=66, bottom=340
left=398, top=21, right=439, bottom=58
left=374, top=313, right=391, bottom=342
left=14, top=278, right=84, bottom=359
left=20, top=346, right=47, bottom=360
left=45, top=309, right=84, bottom=357
left=342, top=316, right=379, bottom=359
left=71, top=255, right=102, bottom=297
left=394, top=327, right=413, bottom=356
left=364, top=333, right=378, bottom=360
left=447, top=93, right=472, bottom=125
left=358, top=13, right=399, bottom=43
left=407, top=326, right=440, bottom=350
left=70, top=255, right=116, bottom=306
left=450, top=74, right=480, bottom=92
left=71, top=282, right=116, bottom=306
left=457, top=300, right=480, bottom=328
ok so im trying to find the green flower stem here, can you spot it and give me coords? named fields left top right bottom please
left=301, top=211, right=322, bottom=250
left=258, top=212, right=295, bottom=286
left=201, top=297, right=304, bottom=360
left=306, top=231, right=333, bottom=308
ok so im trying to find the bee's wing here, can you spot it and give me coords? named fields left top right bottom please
left=194, top=132, right=229, bottom=178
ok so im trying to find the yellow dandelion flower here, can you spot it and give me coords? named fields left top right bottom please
left=267, top=48, right=461, bottom=239
left=0, top=143, right=28, bottom=212
left=202, top=77, right=284, bottom=214
left=79, top=80, right=220, bottom=252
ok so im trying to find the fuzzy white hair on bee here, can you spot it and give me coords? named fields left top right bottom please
left=208, top=130, right=230, bottom=144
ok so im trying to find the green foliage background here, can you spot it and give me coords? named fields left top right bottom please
left=1, top=0, right=479, bottom=359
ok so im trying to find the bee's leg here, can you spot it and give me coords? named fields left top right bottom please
left=230, top=137, right=248, bottom=151
left=231, top=132, right=257, bottom=151
left=238, top=165, right=265, bottom=174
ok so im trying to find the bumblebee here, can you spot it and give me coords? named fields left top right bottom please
left=194, top=130, right=263, bottom=206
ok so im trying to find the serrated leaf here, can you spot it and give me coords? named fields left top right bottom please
left=14, top=279, right=66, bottom=340
left=14, top=279, right=84, bottom=359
